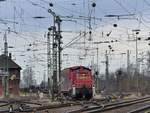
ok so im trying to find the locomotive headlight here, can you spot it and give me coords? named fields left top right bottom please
left=92, top=86, right=96, bottom=97
left=72, top=86, right=76, bottom=96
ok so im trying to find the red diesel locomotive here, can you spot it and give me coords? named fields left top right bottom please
left=60, top=66, right=93, bottom=99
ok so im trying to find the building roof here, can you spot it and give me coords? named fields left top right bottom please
left=0, top=54, right=21, bottom=70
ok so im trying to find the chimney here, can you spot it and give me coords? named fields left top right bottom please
left=9, top=53, right=12, bottom=59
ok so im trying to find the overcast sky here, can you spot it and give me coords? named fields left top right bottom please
left=0, top=0, right=150, bottom=83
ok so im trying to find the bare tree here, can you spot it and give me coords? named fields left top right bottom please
left=22, top=66, right=36, bottom=88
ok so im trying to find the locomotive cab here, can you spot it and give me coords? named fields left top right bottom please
left=61, top=66, right=93, bottom=99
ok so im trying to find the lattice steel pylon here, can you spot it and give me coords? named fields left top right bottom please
left=3, top=30, right=9, bottom=97
left=48, top=8, right=62, bottom=100
left=52, top=25, right=58, bottom=95
left=47, top=31, right=52, bottom=96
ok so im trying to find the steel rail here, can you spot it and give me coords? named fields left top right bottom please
left=67, top=96, right=150, bottom=113
left=85, top=98, right=150, bottom=113
left=127, top=105, right=150, bottom=113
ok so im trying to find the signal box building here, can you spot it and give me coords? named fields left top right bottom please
left=0, top=54, right=21, bottom=96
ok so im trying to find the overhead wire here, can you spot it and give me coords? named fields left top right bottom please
left=143, top=0, right=150, bottom=7
left=26, top=0, right=48, bottom=10
left=15, top=1, right=47, bottom=31
left=113, top=0, right=132, bottom=14
left=63, top=31, right=88, bottom=49
left=2, top=0, right=150, bottom=69
left=52, top=1, right=84, bottom=15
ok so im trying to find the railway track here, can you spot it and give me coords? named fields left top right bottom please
left=0, top=100, right=81, bottom=113
left=127, top=105, right=150, bottom=113
left=0, top=96, right=149, bottom=113
left=66, top=96, right=150, bottom=113
left=0, top=97, right=108, bottom=113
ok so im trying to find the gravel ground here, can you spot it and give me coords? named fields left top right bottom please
left=34, top=105, right=82, bottom=113
left=0, top=95, right=148, bottom=113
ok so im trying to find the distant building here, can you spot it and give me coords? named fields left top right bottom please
left=0, top=54, right=21, bottom=96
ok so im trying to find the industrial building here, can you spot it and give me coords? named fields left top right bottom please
left=0, top=54, right=21, bottom=97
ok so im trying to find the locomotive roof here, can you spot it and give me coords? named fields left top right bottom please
left=68, top=66, right=91, bottom=71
